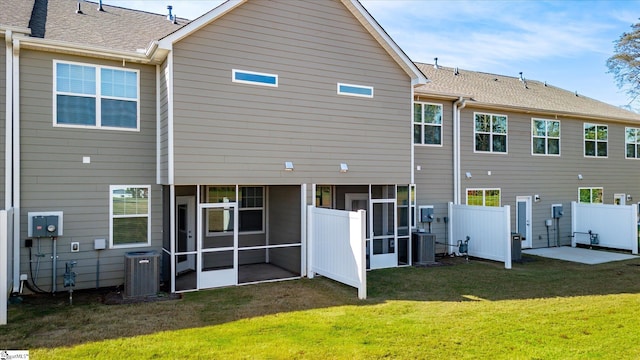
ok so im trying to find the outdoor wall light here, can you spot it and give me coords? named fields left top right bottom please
left=465, top=172, right=472, bottom=179
left=284, top=161, right=294, bottom=171
left=340, top=163, right=349, bottom=173
left=627, top=194, right=632, bottom=202
left=534, top=194, right=541, bottom=202
left=578, top=174, right=583, bottom=180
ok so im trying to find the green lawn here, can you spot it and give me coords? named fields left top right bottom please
left=3, top=254, right=640, bottom=359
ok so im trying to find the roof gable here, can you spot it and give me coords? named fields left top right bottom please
left=158, top=0, right=426, bottom=85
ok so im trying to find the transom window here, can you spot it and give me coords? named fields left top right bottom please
left=54, top=61, right=139, bottom=130
left=626, top=127, right=640, bottom=159
left=579, top=187, right=603, bottom=204
left=207, top=186, right=265, bottom=234
left=232, top=69, right=278, bottom=87
left=414, top=103, right=443, bottom=145
left=466, top=188, right=501, bottom=207
left=110, top=186, right=150, bottom=248
left=337, top=83, right=374, bottom=98
left=584, top=123, right=607, bottom=157
left=475, top=113, right=507, bottom=153
left=532, top=119, right=560, bottom=155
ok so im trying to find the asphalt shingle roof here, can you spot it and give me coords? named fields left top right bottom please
left=415, top=62, right=640, bottom=122
left=0, top=0, right=189, bottom=52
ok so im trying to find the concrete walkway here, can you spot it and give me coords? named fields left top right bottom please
left=523, top=246, right=637, bottom=265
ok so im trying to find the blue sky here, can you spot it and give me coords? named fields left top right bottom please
left=103, top=0, right=640, bottom=109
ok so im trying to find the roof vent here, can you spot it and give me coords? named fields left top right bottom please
left=433, top=57, right=439, bottom=69
left=575, top=91, right=579, bottom=97
left=454, top=67, right=459, bottom=76
left=544, top=81, right=547, bottom=87
left=519, top=72, right=524, bottom=82
left=97, top=0, right=104, bottom=11
left=167, top=5, right=175, bottom=22
left=76, top=1, right=83, bottom=14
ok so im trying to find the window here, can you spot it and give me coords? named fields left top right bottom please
left=584, top=123, right=607, bottom=157
left=579, top=187, right=603, bottom=204
left=337, top=83, right=373, bottom=98
left=414, top=103, right=443, bottom=145
left=207, top=186, right=264, bottom=234
left=232, top=69, right=278, bottom=87
left=475, top=113, right=507, bottom=153
left=315, top=185, right=333, bottom=208
left=466, top=188, right=501, bottom=207
left=532, top=119, right=560, bottom=155
left=54, top=61, right=139, bottom=130
left=626, top=127, right=640, bottom=159
left=110, top=186, right=150, bottom=247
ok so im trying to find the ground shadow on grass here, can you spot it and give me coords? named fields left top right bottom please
left=3, top=253, right=640, bottom=349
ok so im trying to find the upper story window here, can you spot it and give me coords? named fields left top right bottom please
left=337, top=83, right=373, bottom=98
left=579, top=187, right=603, bottom=204
left=110, top=185, right=150, bottom=248
left=532, top=119, right=560, bottom=155
left=474, top=113, right=507, bottom=153
left=414, top=103, right=443, bottom=145
left=54, top=61, right=139, bottom=130
left=626, top=127, right=640, bottom=159
left=584, top=123, right=607, bottom=157
left=232, top=69, right=278, bottom=87
left=466, top=188, right=501, bottom=207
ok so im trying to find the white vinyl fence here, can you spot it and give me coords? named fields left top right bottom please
left=448, top=202, right=513, bottom=269
left=571, top=202, right=638, bottom=254
left=307, top=206, right=366, bottom=299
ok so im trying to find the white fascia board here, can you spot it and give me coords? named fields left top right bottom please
left=18, top=36, right=151, bottom=63
left=158, top=0, right=247, bottom=49
left=341, top=0, right=428, bottom=86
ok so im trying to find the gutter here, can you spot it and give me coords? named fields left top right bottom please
left=453, top=97, right=466, bottom=205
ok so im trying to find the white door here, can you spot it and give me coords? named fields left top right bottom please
left=198, top=202, right=238, bottom=289
left=176, top=196, right=196, bottom=275
left=370, top=199, right=397, bottom=269
left=346, top=193, right=370, bottom=269
left=516, top=196, right=532, bottom=248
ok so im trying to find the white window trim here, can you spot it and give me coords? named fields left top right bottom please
left=53, top=60, right=140, bottom=131
left=206, top=185, right=266, bottom=236
left=531, top=118, right=561, bottom=156
left=466, top=188, right=502, bottom=206
left=109, top=185, right=151, bottom=249
left=583, top=122, right=608, bottom=158
left=625, top=127, right=640, bottom=159
left=473, top=112, right=508, bottom=154
left=578, top=187, right=604, bottom=204
left=414, top=102, right=443, bottom=147
left=232, top=69, right=278, bottom=87
left=337, top=83, right=374, bottom=98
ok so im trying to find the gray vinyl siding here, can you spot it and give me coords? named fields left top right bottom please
left=413, top=99, right=454, bottom=244
left=459, top=107, right=640, bottom=248
left=18, top=49, right=160, bottom=291
left=159, top=60, right=170, bottom=184
left=170, top=0, right=412, bottom=186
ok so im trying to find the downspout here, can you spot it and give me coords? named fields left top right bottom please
left=410, top=86, right=415, bottom=185
left=453, top=97, right=466, bottom=204
left=10, top=37, right=20, bottom=290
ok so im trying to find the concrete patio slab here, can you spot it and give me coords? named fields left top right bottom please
left=523, top=246, right=637, bottom=265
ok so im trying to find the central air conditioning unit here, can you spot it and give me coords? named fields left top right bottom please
left=124, top=251, right=160, bottom=298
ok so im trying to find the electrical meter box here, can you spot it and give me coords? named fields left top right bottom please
left=32, top=215, right=59, bottom=237
left=419, top=206, right=434, bottom=223
left=552, top=205, right=563, bottom=219
left=28, top=211, right=63, bottom=237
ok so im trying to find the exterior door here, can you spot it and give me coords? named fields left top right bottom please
left=614, top=193, right=625, bottom=205
left=198, top=203, right=238, bottom=289
left=370, top=199, right=397, bottom=269
left=176, top=196, right=196, bottom=274
left=516, top=196, right=532, bottom=248
left=346, top=193, right=370, bottom=268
